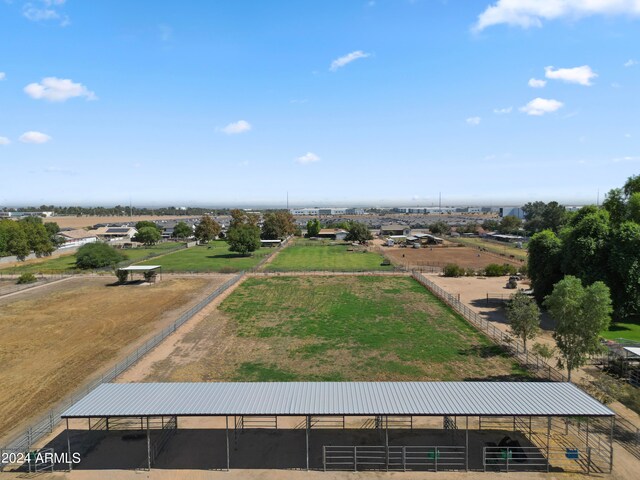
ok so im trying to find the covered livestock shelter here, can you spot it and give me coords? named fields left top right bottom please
left=59, top=382, right=614, bottom=474
left=116, top=265, right=162, bottom=283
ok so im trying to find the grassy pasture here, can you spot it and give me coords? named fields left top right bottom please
left=452, top=237, right=528, bottom=261
left=265, top=241, right=392, bottom=271
left=0, top=242, right=182, bottom=274
left=149, top=276, right=526, bottom=382
left=602, top=322, right=640, bottom=342
left=137, top=240, right=271, bottom=272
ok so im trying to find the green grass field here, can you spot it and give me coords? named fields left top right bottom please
left=602, top=322, right=640, bottom=342
left=137, top=240, right=271, bottom=272
left=0, top=242, right=182, bottom=274
left=265, top=241, right=392, bottom=271
left=154, top=276, right=527, bottom=382
left=452, top=237, right=528, bottom=261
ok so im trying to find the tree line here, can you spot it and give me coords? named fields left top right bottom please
left=0, top=217, right=61, bottom=259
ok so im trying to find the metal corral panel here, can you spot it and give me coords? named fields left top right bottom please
left=61, top=382, right=614, bottom=418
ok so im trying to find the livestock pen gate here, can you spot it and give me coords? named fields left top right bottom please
left=57, top=382, right=615, bottom=474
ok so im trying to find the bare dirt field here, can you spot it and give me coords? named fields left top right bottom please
left=47, top=215, right=201, bottom=229
left=0, top=275, right=228, bottom=442
left=384, top=245, right=525, bottom=271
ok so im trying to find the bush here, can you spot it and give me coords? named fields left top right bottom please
left=115, top=269, right=129, bottom=283
left=16, top=273, right=37, bottom=284
left=464, top=268, right=476, bottom=276
left=443, top=263, right=463, bottom=277
left=484, top=263, right=518, bottom=277
left=76, top=243, right=127, bottom=269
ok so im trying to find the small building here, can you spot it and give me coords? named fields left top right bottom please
left=317, top=228, right=348, bottom=241
left=260, top=239, right=282, bottom=248
left=56, top=229, right=98, bottom=248
left=116, top=265, right=162, bottom=283
left=90, top=226, right=138, bottom=241
left=380, top=224, right=411, bottom=236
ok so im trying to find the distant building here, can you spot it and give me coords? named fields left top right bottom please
left=56, top=229, right=98, bottom=248
left=317, top=228, right=348, bottom=241
left=90, top=226, right=138, bottom=241
left=380, top=224, right=411, bottom=236
left=499, top=207, right=525, bottom=219
left=290, top=207, right=365, bottom=216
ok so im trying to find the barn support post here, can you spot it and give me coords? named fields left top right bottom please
left=146, top=416, right=151, bottom=471
left=546, top=416, right=551, bottom=473
left=385, top=415, right=389, bottom=472
left=226, top=416, right=230, bottom=471
left=306, top=415, right=310, bottom=471
left=465, top=416, right=469, bottom=471
left=66, top=418, right=72, bottom=472
left=609, top=417, right=614, bottom=473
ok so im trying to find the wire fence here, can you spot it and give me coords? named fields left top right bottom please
left=0, top=272, right=244, bottom=460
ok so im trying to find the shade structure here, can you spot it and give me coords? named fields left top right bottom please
left=61, top=382, right=614, bottom=419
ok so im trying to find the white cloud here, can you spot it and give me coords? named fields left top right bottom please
left=624, top=59, right=638, bottom=67
left=474, top=0, right=640, bottom=31
left=23, top=1, right=70, bottom=26
left=220, top=120, right=252, bottom=135
left=466, top=116, right=481, bottom=126
left=520, top=98, right=564, bottom=116
left=19, top=131, right=52, bottom=144
left=625, top=133, right=632, bottom=138
left=544, top=65, right=597, bottom=86
left=0, top=136, right=10, bottom=145
left=24, top=77, right=96, bottom=102
left=0, top=72, right=5, bottom=81
left=296, top=152, right=321, bottom=164
left=330, top=51, right=371, bottom=71
left=612, top=156, right=640, bottom=163
left=528, top=78, right=547, bottom=88
left=493, top=106, right=513, bottom=114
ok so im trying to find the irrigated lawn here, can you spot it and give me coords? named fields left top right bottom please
left=137, top=240, right=271, bottom=272
left=147, top=276, right=527, bottom=383
left=602, top=322, right=640, bottom=342
left=265, top=242, right=392, bottom=271
left=0, top=242, right=182, bottom=274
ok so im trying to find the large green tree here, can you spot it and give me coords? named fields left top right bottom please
left=345, top=222, right=373, bottom=244
left=194, top=215, right=222, bottom=243
left=172, top=221, right=192, bottom=240
left=0, top=219, right=30, bottom=259
left=134, top=226, right=161, bottom=245
left=226, top=209, right=261, bottom=255
left=561, top=208, right=610, bottom=285
left=19, top=217, right=54, bottom=257
left=506, top=291, right=541, bottom=353
left=497, top=215, right=522, bottom=234
left=134, top=220, right=161, bottom=232
left=306, top=218, right=321, bottom=237
left=527, top=230, right=563, bottom=303
left=608, top=221, right=640, bottom=321
left=261, top=211, right=297, bottom=240
left=544, top=276, right=612, bottom=381
left=429, top=221, right=451, bottom=236
left=522, top=201, right=567, bottom=235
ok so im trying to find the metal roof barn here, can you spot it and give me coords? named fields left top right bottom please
left=61, top=382, right=614, bottom=418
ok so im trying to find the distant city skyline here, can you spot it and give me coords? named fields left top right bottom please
left=1, top=1, right=638, bottom=205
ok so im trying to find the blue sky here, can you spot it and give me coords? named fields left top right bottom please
left=1, top=0, right=639, bottom=207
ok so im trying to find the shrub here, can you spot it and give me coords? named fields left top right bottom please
left=115, top=269, right=129, bottom=283
left=16, top=273, right=37, bottom=284
left=484, top=263, right=518, bottom=277
left=76, top=243, right=127, bottom=269
left=464, top=268, right=476, bottom=276
left=443, top=263, right=463, bottom=277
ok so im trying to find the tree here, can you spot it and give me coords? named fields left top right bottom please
left=523, top=201, right=567, bottom=235
left=0, top=219, right=30, bottom=259
left=482, top=219, right=500, bottom=231
left=135, top=220, right=161, bottom=232
left=229, top=209, right=259, bottom=229
left=506, top=291, right=541, bottom=353
left=603, top=188, right=627, bottom=226
left=134, top=226, right=161, bottom=245
left=306, top=219, right=321, bottom=237
left=428, top=221, right=451, bottom=235
left=226, top=223, right=261, bottom=256
left=261, top=211, right=297, bottom=240
left=497, top=215, right=522, bottom=234
left=561, top=208, right=610, bottom=285
left=345, top=221, right=373, bottom=244
left=44, top=222, right=64, bottom=247
left=19, top=217, right=54, bottom=257
left=172, top=221, right=192, bottom=240
left=627, top=192, right=640, bottom=224
left=623, top=174, right=640, bottom=197
left=608, top=221, right=640, bottom=321
left=527, top=230, right=563, bottom=303
left=543, top=276, right=612, bottom=381
left=194, top=215, right=222, bottom=243
left=75, top=243, right=127, bottom=269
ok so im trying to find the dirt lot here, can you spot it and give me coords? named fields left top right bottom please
left=0, top=275, right=228, bottom=442
left=47, top=215, right=201, bottom=229
left=384, top=245, right=524, bottom=271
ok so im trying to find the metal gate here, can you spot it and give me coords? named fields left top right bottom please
left=323, top=445, right=466, bottom=471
